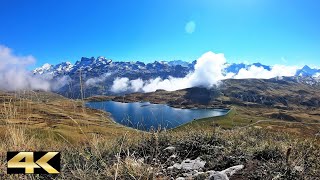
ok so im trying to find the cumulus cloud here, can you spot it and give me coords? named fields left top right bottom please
left=130, top=78, right=144, bottom=92
left=85, top=73, right=111, bottom=87
left=111, top=52, right=228, bottom=93
left=188, top=52, right=227, bottom=87
left=185, top=21, right=196, bottom=34
left=140, top=77, right=188, bottom=92
left=233, top=65, right=299, bottom=79
left=110, top=51, right=303, bottom=93
left=111, top=77, right=130, bottom=93
left=0, top=45, right=50, bottom=91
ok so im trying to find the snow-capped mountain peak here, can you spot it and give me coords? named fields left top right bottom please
left=33, top=63, right=53, bottom=75
left=54, top=62, right=73, bottom=73
left=95, top=56, right=112, bottom=65
left=33, top=61, right=73, bottom=76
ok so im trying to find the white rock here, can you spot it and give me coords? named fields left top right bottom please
left=182, top=170, right=202, bottom=177
left=221, top=165, right=244, bottom=176
left=193, top=170, right=205, bottom=177
left=208, top=165, right=244, bottom=180
left=172, top=157, right=206, bottom=170
left=167, top=166, right=174, bottom=170
left=294, top=165, right=304, bottom=172
left=209, top=171, right=229, bottom=180
left=137, top=158, right=144, bottom=163
left=164, top=146, right=176, bottom=151
left=176, top=177, right=185, bottom=180
left=169, top=154, right=178, bottom=159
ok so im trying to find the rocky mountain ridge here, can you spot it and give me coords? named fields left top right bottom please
left=33, top=57, right=320, bottom=98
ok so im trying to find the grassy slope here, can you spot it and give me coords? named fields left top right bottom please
left=0, top=90, right=320, bottom=179
left=173, top=107, right=320, bottom=140
left=0, top=91, right=142, bottom=144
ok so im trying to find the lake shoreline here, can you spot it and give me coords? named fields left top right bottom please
left=86, top=100, right=230, bottom=131
left=85, top=95, right=230, bottom=110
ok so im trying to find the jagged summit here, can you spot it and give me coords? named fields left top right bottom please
left=33, top=62, right=73, bottom=76
left=33, top=63, right=53, bottom=75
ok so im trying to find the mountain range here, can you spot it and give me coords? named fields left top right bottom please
left=33, top=57, right=320, bottom=98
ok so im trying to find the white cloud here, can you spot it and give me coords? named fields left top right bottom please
left=111, top=77, right=130, bottom=93
left=0, top=45, right=50, bottom=91
left=313, top=73, right=320, bottom=78
left=111, top=78, right=146, bottom=93
left=85, top=73, right=111, bottom=86
left=0, top=45, right=35, bottom=69
left=111, top=51, right=228, bottom=93
left=185, top=21, right=196, bottom=34
left=234, top=65, right=299, bottom=79
left=141, top=76, right=189, bottom=92
left=130, top=78, right=144, bottom=92
left=110, top=51, right=303, bottom=93
left=51, top=76, right=72, bottom=91
left=188, top=52, right=227, bottom=87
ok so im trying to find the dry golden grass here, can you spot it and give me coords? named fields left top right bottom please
left=0, top=90, right=319, bottom=179
left=0, top=91, right=142, bottom=144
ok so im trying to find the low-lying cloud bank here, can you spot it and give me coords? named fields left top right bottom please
left=85, top=73, right=111, bottom=87
left=0, top=45, right=50, bottom=91
left=111, top=52, right=228, bottom=93
left=111, top=51, right=300, bottom=93
left=233, top=64, right=298, bottom=79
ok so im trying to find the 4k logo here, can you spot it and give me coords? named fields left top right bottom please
left=7, top=152, right=60, bottom=174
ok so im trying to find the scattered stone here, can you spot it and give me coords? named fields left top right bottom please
left=164, top=146, right=176, bottom=152
left=171, top=157, right=206, bottom=171
left=221, top=165, right=244, bottom=176
left=169, top=154, right=178, bottom=159
left=137, top=158, right=144, bottom=163
left=294, top=165, right=304, bottom=172
left=167, top=158, right=243, bottom=180
left=193, top=170, right=205, bottom=177
left=208, top=171, right=229, bottom=180
left=155, top=172, right=164, bottom=178
left=182, top=170, right=203, bottom=177
left=176, top=177, right=185, bottom=180
left=207, top=165, right=244, bottom=180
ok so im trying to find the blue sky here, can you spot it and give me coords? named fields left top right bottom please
left=0, top=0, right=319, bottom=67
